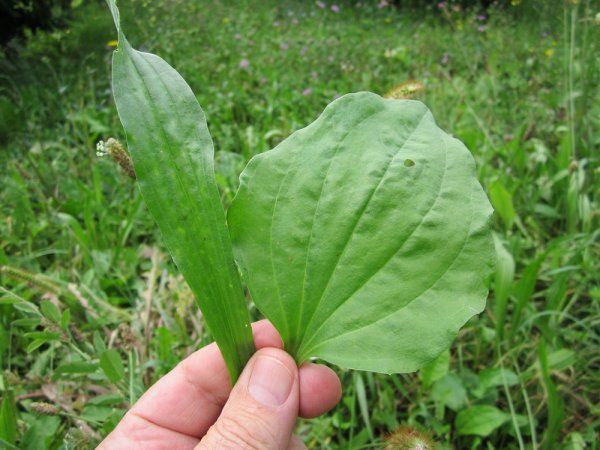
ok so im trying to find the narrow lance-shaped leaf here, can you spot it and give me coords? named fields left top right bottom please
left=229, top=93, right=494, bottom=373
left=106, top=0, right=254, bottom=382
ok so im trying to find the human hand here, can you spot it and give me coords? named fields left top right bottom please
left=98, top=320, right=342, bottom=449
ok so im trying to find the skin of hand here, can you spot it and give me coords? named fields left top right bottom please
left=98, top=320, right=342, bottom=449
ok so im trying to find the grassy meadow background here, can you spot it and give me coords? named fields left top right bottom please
left=1, top=0, right=599, bottom=448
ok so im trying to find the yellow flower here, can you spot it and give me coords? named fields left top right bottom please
left=222, top=17, right=230, bottom=25
left=107, top=40, right=118, bottom=48
left=544, top=48, right=554, bottom=58
left=511, top=0, right=521, bottom=5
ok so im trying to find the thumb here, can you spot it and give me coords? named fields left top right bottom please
left=197, top=347, right=300, bottom=450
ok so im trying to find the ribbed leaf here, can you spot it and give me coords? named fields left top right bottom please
left=229, top=93, right=494, bottom=373
left=107, top=0, right=253, bottom=382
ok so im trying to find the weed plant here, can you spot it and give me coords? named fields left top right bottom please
left=0, top=0, right=598, bottom=448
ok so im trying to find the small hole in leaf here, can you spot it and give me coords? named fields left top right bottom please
left=404, top=159, right=415, bottom=167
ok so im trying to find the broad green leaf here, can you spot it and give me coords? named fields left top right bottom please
left=106, top=0, right=253, bottom=382
left=229, top=93, right=494, bottom=373
left=455, top=405, right=510, bottom=437
left=100, top=349, right=125, bottom=384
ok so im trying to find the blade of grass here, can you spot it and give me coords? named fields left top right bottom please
left=493, top=233, right=515, bottom=340
left=512, top=356, right=538, bottom=448
left=496, top=343, right=525, bottom=450
left=354, top=372, right=374, bottom=442
left=509, top=251, right=545, bottom=343
left=538, top=339, right=565, bottom=449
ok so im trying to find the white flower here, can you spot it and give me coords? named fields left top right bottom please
left=96, top=140, right=108, bottom=157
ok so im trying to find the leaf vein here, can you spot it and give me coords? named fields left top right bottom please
left=294, top=107, right=384, bottom=351
left=300, top=110, right=429, bottom=347
left=299, top=125, right=450, bottom=357
left=309, top=176, right=477, bottom=352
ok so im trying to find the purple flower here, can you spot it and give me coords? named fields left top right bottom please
left=303, top=88, right=313, bottom=96
left=239, top=58, right=250, bottom=69
left=477, top=25, right=486, bottom=32
left=437, top=1, right=446, bottom=9
left=477, top=14, right=487, bottom=21
left=280, top=42, right=289, bottom=51
left=378, top=0, right=389, bottom=8
left=316, top=1, right=325, bottom=8
left=331, top=4, right=340, bottom=12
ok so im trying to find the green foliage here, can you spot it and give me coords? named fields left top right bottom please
left=99, top=349, right=124, bottom=383
left=108, top=0, right=493, bottom=378
left=108, top=0, right=254, bottom=382
left=455, top=405, right=510, bottom=437
left=230, top=93, right=493, bottom=372
left=0, top=0, right=598, bottom=448
left=0, top=389, right=17, bottom=446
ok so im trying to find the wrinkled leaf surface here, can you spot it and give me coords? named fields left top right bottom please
left=229, top=93, right=493, bottom=373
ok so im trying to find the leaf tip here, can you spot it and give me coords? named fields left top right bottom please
left=106, top=0, right=121, bottom=34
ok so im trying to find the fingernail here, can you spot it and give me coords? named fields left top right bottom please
left=248, top=355, right=293, bottom=406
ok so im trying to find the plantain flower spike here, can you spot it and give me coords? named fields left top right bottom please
left=96, top=138, right=136, bottom=179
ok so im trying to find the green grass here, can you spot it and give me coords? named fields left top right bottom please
left=1, top=0, right=599, bottom=448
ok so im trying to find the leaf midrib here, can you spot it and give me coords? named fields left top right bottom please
left=298, top=125, right=453, bottom=359
left=297, top=109, right=429, bottom=355
left=120, top=42, right=246, bottom=365
left=292, top=106, right=385, bottom=355
left=308, top=170, right=478, bottom=358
